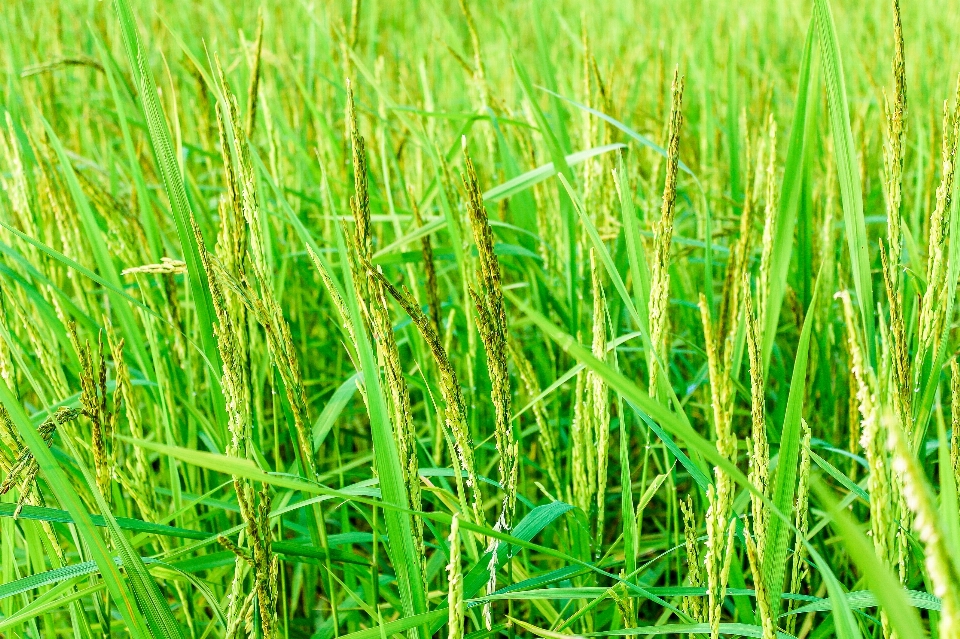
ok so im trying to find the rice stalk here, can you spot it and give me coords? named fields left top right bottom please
left=0, top=406, right=80, bottom=517
left=108, top=334, right=151, bottom=519
left=509, top=338, right=561, bottom=495
left=462, top=144, right=516, bottom=535
left=192, top=214, right=278, bottom=638
left=839, top=290, right=903, bottom=638
left=744, top=276, right=776, bottom=639
left=460, top=139, right=516, bottom=625
left=410, top=186, right=443, bottom=335
left=69, top=326, right=113, bottom=502
left=220, top=69, right=316, bottom=481
left=448, top=515, right=465, bottom=639
left=0, top=405, right=72, bottom=563
left=121, top=257, right=187, bottom=275
left=745, top=279, right=769, bottom=556
left=784, top=419, right=812, bottom=637
left=648, top=69, right=685, bottom=395
left=367, top=266, right=485, bottom=529
left=571, top=361, right=593, bottom=512
left=457, top=0, right=496, bottom=161
left=743, top=516, right=775, bottom=639
left=887, top=412, right=960, bottom=636
left=589, top=250, right=611, bottom=552
left=717, top=133, right=757, bottom=347
left=952, top=361, right=960, bottom=514
left=698, top=294, right=737, bottom=639
left=679, top=496, right=705, bottom=623
left=881, top=0, right=910, bottom=434
left=244, top=8, right=264, bottom=138
left=756, top=115, right=778, bottom=330
left=369, top=273, right=425, bottom=578
left=916, top=77, right=960, bottom=417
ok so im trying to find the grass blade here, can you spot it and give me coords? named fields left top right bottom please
left=762, top=17, right=817, bottom=372
left=313, top=372, right=362, bottom=452
left=814, top=0, right=875, bottom=361
left=761, top=268, right=822, bottom=616
left=38, top=117, right=151, bottom=377
left=538, top=87, right=697, bottom=179
left=111, top=0, right=226, bottom=423
left=484, top=142, right=625, bottom=202
left=514, top=55, right=578, bottom=332
left=0, top=382, right=152, bottom=638
left=812, top=480, right=925, bottom=639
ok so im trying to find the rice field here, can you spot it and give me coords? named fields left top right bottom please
left=1, top=0, right=960, bottom=637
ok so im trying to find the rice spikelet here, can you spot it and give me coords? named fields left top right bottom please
left=589, top=250, right=611, bottom=552
left=679, top=496, right=705, bottom=622
left=839, top=290, right=905, bottom=636
left=462, top=142, right=516, bottom=533
left=368, top=267, right=485, bottom=529
left=698, top=295, right=737, bottom=639
left=648, top=69, right=685, bottom=394
left=881, top=0, right=910, bottom=437
left=447, top=515, right=465, bottom=639
left=785, top=419, right=812, bottom=637
left=509, top=339, right=561, bottom=495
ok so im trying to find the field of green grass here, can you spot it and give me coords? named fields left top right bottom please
left=2, top=0, right=960, bottom=637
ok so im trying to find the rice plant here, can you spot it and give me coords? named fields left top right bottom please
left=2, top=0, right=960, bottom=638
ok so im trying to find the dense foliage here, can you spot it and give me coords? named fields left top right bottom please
left=1, top=1, right=959, bottom=638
